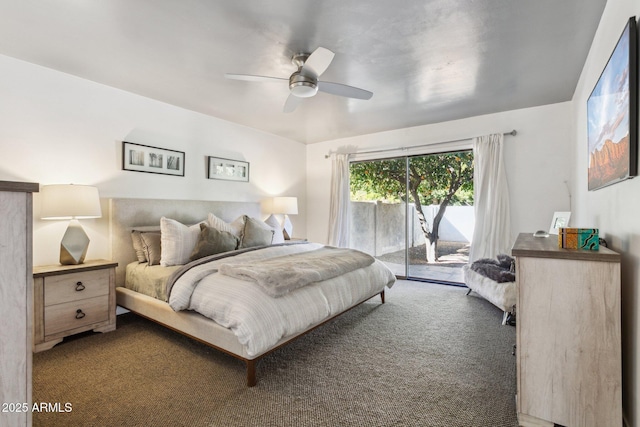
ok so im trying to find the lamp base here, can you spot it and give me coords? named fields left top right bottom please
left=60, top=219, right=90, bottom=265
left=282, top=214, right=293, bottom=240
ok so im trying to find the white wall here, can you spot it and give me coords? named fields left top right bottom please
left=306, top=102, right=574, bottom=246
left=571, top=0, right=640, bottom=425
left=0, top=54, right=307, bottom=266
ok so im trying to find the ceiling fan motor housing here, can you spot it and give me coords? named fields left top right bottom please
left=289, top=72, right=318, bottom=98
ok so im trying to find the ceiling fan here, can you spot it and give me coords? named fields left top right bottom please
left=225, top=47, right=373, bottom=113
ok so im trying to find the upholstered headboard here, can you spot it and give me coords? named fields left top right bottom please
left=109, top=198, right=261, bottom=286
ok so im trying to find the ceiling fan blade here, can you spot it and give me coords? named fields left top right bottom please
left=224, top=73, right=287, bottom=82
left=301, top=47, right=335, bottom=78
left=317, top=81, right=373, bottom=100
left=283, top=94, right=303, bottom=113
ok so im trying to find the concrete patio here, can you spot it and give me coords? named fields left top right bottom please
left=382, top=260, right=465, bottom=284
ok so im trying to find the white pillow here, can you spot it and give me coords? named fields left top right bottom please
left=160, top=217, right=205, bottom=266
left=263, top=214, right=285, bottom=244
left=207, top=213, right=245, bottom=237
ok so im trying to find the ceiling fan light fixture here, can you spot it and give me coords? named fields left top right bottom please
left=289, top=73, right=318, bottom=98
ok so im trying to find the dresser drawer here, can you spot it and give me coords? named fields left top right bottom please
left=44, top=269, right=109, bottom=306
left=44, top=295, right=109, bottom=336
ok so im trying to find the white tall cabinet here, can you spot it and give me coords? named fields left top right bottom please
left=0, top=181, right=38, bottom=427
left=512, top=232, right=621, bottom=427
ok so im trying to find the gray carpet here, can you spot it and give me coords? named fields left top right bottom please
left=32, top=280, right=517, bottom=426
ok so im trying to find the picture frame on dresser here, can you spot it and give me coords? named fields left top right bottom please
left=587, top=16, right=637, bottom=191
left=548, top=211, right=571, bottom=235
left=207, top=156, right=249, bottom=182
left=122, top=141, right=185, bottom=176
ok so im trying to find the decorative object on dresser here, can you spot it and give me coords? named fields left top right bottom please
left=122, top=141, right=185, bottom=176
left=33, top=259, right=118, bottom=352
left=270, top=196, right=298, bottom=239
left=557, top=227, right=599, bottom=250
left=548, top=211, right=571, bottom=235
left=511, top=232, right=621, bottom=427
left=587, top=16, right=637, bottom=191
left=207, top=156, right=249, bottom=182
left=0, top=180, right=38, bottom=427
left=40, top=184, right=102, bottom=265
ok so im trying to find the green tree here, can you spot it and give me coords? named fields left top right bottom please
left=350, top=151, right=473, bottom=263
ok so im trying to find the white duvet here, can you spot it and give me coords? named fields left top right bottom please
left=169, top=243, right=396, bottom=357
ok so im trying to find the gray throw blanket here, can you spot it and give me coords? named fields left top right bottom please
left=218, top=246, right=375, bottom=297
left=470, top=254, right=515, bottom=283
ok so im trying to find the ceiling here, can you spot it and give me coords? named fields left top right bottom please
left=0, top=1, right=606, bottom=144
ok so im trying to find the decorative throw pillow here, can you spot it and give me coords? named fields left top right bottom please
left=239, top=216, right=275, bottom=248
left=263, top=214, right=285, bottom=244
left=139, top=232, right=162, bottom=266
left=130, top=228, right=161, bottom=263
left=130, top=231, right=147, bottom=263
left=160, top=217, right=205, bottom=266
left=207, top=213, right=245, bottom=237
left=189, top=223, right=239, bottom=261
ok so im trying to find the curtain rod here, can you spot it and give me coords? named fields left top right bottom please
left=324, top=129, right=517, bottom=159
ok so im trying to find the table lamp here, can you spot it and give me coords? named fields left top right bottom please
left=40, top=184, right=102, bottom=265
left=272, top=196, right=298, bottom=240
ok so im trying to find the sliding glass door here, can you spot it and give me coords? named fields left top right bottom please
left=350, top=150, right=473, bottom=284
left=350, top=157, right=408, bottom=277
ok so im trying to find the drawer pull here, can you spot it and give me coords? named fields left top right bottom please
left=75, top=282, right=85, bottom=291
left=75, top=309, right=86, bottom=319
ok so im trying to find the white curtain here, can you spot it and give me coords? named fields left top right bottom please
left=327, top=153, right=351, bottom=247
left=469, top=133, right=511, bottom=262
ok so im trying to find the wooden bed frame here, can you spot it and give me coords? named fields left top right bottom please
left=109, top=198, right=385, bottom=386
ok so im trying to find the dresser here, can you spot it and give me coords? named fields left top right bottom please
left=0, top=180, right=38, bottom=427
left=33, top=259, right=117, bottom=352
left=512, top=232, right=621, bottom=427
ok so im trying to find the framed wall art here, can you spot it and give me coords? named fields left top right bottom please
left=122, top=141, right=185, bottom=176
left=587, top=17, right=637, bottom=191
left=207, top=156, right=249, bottom=182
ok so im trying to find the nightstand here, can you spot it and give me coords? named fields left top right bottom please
left=33, top=259, right=118, bottom=352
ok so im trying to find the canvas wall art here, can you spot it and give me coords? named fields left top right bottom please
left=587, top=17, right=637, bottom=191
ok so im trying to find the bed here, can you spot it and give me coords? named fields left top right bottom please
left=110, top=198, right=396, bottom=386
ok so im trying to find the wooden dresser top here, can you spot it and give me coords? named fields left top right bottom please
left=511, top=232, right=620, bottom=262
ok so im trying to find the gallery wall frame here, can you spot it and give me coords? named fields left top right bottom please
left=587, top=16, right=637, bottom=191
left=122, top=141, right=185, bottom=176
left=207, top=156, right=250, bottom=182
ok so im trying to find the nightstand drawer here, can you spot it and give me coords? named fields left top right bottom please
left=44, top=269, right=110, bottom=306
left=44, top=295, right=109, bottom=336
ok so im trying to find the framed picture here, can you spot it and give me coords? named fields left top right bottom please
left=587, top=17, right=637, bottom=191
left=549, top=211, right=571, bottom=235
left=207, top=156, right=249, bottom=182
left=122, top=141, right=185, bottom=176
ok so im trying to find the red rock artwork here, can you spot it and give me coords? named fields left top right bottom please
left=588, top=134, right=630, bottom=190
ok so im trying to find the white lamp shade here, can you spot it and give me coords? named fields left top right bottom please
left=272, top=196, right=298, bottom=215
left=41, top=184, right=102, bottom=219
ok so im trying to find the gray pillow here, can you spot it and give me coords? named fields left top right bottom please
left=239, top=216, right=274, bottom=249
left=189, top=223, right=239, bottom=261
left=139, top=232, right=162, bottom=266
